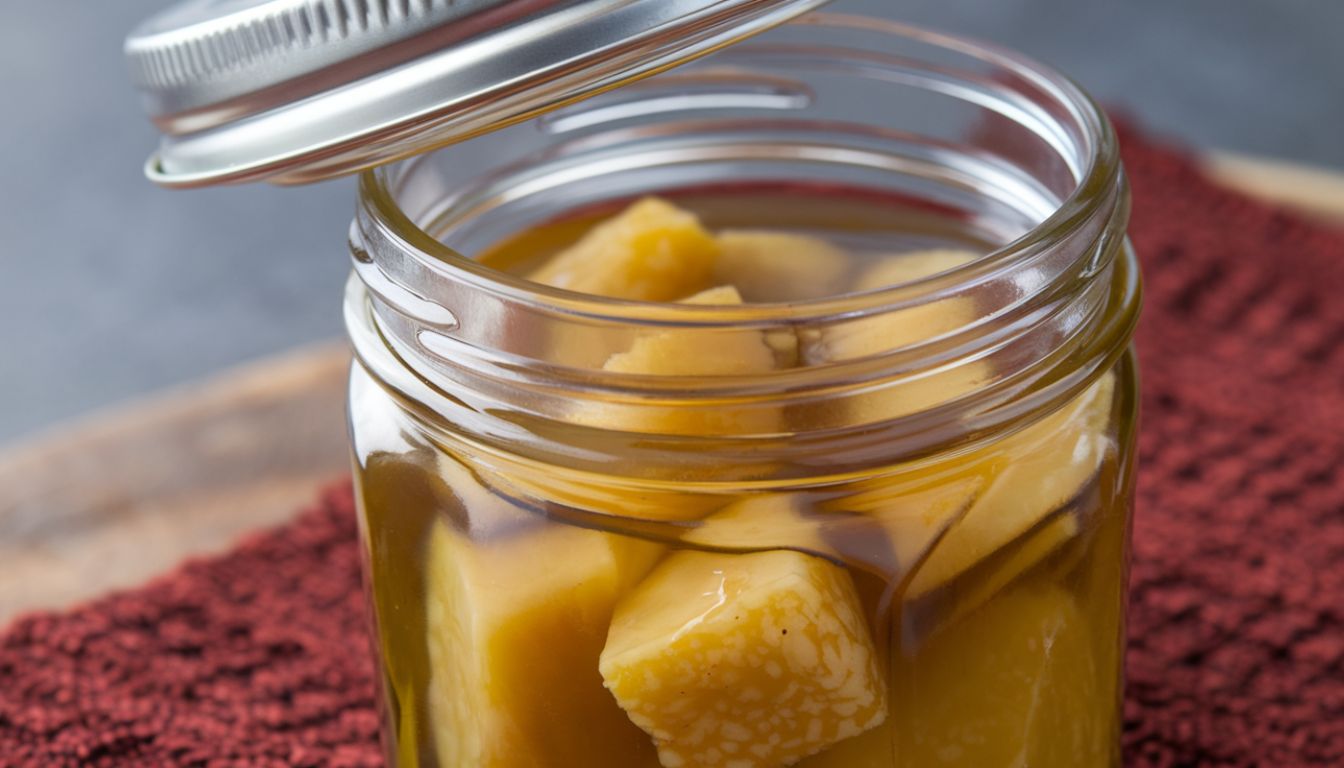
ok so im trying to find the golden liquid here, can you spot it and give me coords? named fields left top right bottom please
left=475, top=187, right=1005, bottom=282
left=351, top=190, right=1136, bottom=767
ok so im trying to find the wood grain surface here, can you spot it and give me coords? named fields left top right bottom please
left=1, top=154, right=1341, bottom=625
left=1203, top=152, right=1344, bottom=225
left=0, top=343, right=351, bottom=622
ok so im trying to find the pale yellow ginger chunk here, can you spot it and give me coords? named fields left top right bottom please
left=793, top=725, right=892, bottom=768
left=889, top=582, right=1108, bottom=767
left=823, top=249, right=981, bottom=357
left=514, top=285, right=780, bottom=523
left=681, top=284, right=748, bottom=305
left=687, top=283, right=801, bottom=370
left=906, top=372, right=1116, bottom=599
left=527, top=197, right=719, bottom=301
left=601, top=550, right=887, bottom=768
left=803, top=250, right=988, bottom=420
left=800, top=583, right=1105, bottom=768
left=903, top=514, right=1081, bottom=642
left=680, top=494, right=832, bottom=557
left=425, top=518, right=662, bottom=767
left=604, top=286, right=776, bottom=376
left=950, top=512, right=1079, bottom=607
left=586, top=285, right=783, bottom=435
left=714, top=230, right=851, bottom=302
left=796, top=249, right=1114, bottom=618
left=857, top=248, right=981, bottom=289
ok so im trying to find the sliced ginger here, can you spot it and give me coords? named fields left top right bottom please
left=583, top=284, right=785, bottom=435
left=902, top=514, right=1081, bottom=644
left=820, top=248, right=983, bottom=358
left=858, top=249, right=981, bottom=288
left=802, top=249, right=989, bottom=421
left=603, top=286, right=777, bottom=376
left=889, top=581, right=1108, bottom=767
left=600, top=549, right=887, bottom=768
left=906, top=373, right=1116, bottom=600
left=791, top=248, right=1115, bottom=625
left=799, top=582, right=1105, bottom=768
left=527, top=197, right=719, bottom=301
left=425, top=513, right=662, bottom=767
left=496, top=284, right=783, bottom=535
left=823, top=373, right=1114, bottom=645
left=521, top=198, right=721, bottom=367
left=714, top=230, right=851, bottom=302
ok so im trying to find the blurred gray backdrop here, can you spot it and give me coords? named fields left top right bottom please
left=2, top=0, right=1340, bottom=442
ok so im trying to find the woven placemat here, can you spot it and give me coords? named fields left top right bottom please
left=2, top=126, right=1342, bottom=767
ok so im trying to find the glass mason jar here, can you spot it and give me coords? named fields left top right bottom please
left=345, top=14, right=1139, bottom=768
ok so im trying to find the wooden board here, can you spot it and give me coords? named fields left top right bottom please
left=0, top=343, right=351, bottom=621
left=2, top=154, right=1342, bottom=625
left=1203, top=152, right=1344, bottom=224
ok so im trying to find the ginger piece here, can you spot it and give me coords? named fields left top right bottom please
left=889, top=582, right=1108, bottom=767
left=802, top=249, right=988, bottom=421
left=527, top=197, right=719, bottom=301
left=902, top=514, right=1081, bottom=644
left=585, top=285, right=783, bottom=435
left=802, top=249, right=1113, bottom=618
left=906, top=373, right=1116, bottom=599
left=829, top=373, right=1113, bottom=640
left=714, top=230, right=851, bottom=302
left=857, top=248, right=980, bottom=289
left=603, top=286, right=776, bottom=376
left=425, top=517, right=662, bottom=767
left=601, top=550, right=886, bottom=768
left=800, top=583, right=1105, bottom=767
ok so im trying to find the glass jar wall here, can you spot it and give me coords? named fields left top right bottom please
left=345, top=15, right=1139, bottom=768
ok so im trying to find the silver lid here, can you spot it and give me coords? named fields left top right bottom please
left=126, top=0, right=827, bottom=187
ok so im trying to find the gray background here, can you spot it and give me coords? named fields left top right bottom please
left=2, top=1, right=1340, bottom=443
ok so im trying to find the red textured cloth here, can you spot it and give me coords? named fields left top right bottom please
left=2, top=128, right=1343, bottom=767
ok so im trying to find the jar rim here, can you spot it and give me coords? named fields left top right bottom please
left=346, top=11, right=1139, bottom=470
left=356, top=13, right=1122, bottom=327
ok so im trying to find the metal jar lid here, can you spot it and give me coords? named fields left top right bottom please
left=126, top=0, right=828, bottom=188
